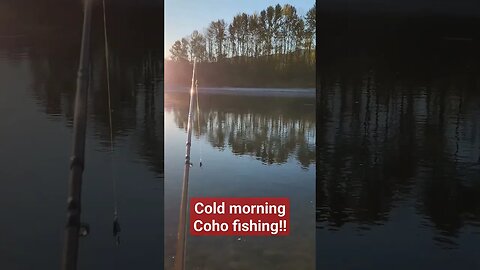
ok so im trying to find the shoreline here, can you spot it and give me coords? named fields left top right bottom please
left=164, top=86, right=316, bottom=97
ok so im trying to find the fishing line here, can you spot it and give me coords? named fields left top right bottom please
left=102, top=0, right=121, bottom=246
left=195, top=79, right=203, bottom=167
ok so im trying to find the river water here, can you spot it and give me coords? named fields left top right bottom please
left=0, top=5, right=164, bottom=269
left=164, top=88, right=316, bottom=270
left=316, top=21, right=480, bottom=269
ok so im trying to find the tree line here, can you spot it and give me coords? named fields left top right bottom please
left=169, top=3, right=316, bottom=67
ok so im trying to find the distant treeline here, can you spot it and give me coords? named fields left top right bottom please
left=0, top=1, right=163, bottom=47
left=317, top=12, right=480, bottom=69
left=166, top=3, right=316, bottom=88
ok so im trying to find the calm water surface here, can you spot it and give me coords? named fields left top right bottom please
left=164, top=88, right=316, bottom=270
left=317, top=26, right=480, bottom=268
left=0, top=4, right=164, bottom=269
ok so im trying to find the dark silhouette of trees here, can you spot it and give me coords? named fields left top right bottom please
left=169, top=40, right=188, bottom=62
left=171, top=3, right=316, bottom=64
left=304, top=3, right=316, bottom=65
left=166, top=3, right=316, bottom=87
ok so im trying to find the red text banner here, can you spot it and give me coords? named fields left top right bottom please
left=189, top=197, right=290, bottom=236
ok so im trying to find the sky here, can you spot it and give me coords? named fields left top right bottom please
left=164, top=0, right=315, bottom=58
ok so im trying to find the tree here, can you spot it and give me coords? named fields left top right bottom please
left=189, top=30, right=207, bottom=62
left=260, top=6, right=275, bottom=56
left=169, top=40, right=188, bottom=62
left=239, top=13, right=249, bottom=58
left=207, top=19, right=227, bottom=61
left=168, top=3, right=316, bottom=66
left=248, top=13, right=261, bottom=58
left=228, top=23, right=237, bottom=58
left=166, top=2, right=316, bottom=88
left=294, top=18, right=305, bottom=56
left=272, top=4, right=283, bottom=55
left=304, top=4, right=316, bottom=64
left=206, top=25, right=215, bottom=62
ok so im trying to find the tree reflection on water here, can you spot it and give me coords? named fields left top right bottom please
left=317, top=27, right=480, bottom=249
left=167, top=92, right=316, bottom=169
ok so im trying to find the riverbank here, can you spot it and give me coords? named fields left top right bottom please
left=164, top=60, right=315, bottom=88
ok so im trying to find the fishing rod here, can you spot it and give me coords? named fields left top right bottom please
left=61, top=0, right=93, bottom=269
left=174, top=59, right=197, bottom=270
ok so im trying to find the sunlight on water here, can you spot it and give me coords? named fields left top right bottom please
left=165, top=89, right=316, bottom=270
